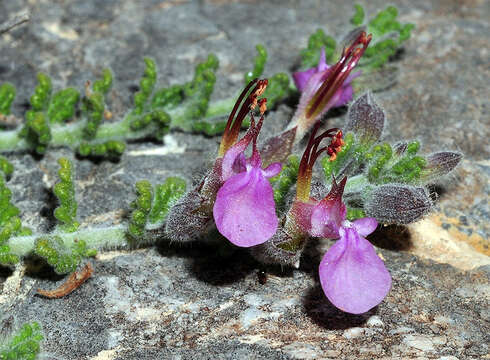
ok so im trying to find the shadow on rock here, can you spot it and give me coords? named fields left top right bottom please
left=368, top=224, right=413, bottom=251
left=303, top=283, right=374, bottom=330
left=156, top=237, right=258, bottom=286
left=0, top=265, right=14, bottom=282
left=23, top=255, right=65, bottom=281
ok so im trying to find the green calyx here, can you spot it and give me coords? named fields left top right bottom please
left=0, top=322, right=43, bottom=360
left=53, top=158, right=79, bottom=233
left=34, top=236, right=96, bottom=274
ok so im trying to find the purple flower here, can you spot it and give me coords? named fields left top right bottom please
left=289, top=32, right=371, bottom=141
left=213, top=112, right=282, bottom=248
left=311, top=178, right=392, bottom=314
left=293, top=48, right=361, bottom=108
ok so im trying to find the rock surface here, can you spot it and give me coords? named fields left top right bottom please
left=0, top=0, right=489, bottom=359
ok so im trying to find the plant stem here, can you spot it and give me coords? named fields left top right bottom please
left=7, top=225, right=131, bottom=257
left=0, top=96, right=238, bottom=154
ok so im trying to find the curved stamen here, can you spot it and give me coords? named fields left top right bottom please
left=219, top=79, right=268, bottom=156
left=305, top=32, right=371, bottom=120
left=296, top=124, right=344, bottom=202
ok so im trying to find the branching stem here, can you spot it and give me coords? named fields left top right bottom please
left=0, top=96, right=237, bottom=153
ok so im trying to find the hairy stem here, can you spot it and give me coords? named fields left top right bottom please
left=0, top=96, right=237, bottom=153
left=7, top=225, right=135, bottom=257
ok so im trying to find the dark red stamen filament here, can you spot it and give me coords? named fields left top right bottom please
left=305, top=32, right=372, bottom=120
left=296, top=123, right=344, bottom=201
left=219, top=79, right=268, bottom=156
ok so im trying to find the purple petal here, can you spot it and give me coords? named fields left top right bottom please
left=319, top=227, right=392, bottom=314
left=221, top=140, right=248, bottom=181
left=316, top=48, right=328, bottom=72
left=293, top=68, right=317, bottom=92
left=352, top=217, right=378, bottom=237
left=232, top=152, right=247, bottom=174
left=213, top=166, right=278, bottom=247
left=292, top=49, right=330, bottom=92
left=333, top=84, right=354, bottom=108
left=262, top=162, right=282, bottom=178
left=310, top=201, right=343, bottom=239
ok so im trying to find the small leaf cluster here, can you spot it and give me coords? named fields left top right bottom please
left=76, top=68, right=126, bottom=158
left=0, top=156, right=13, bottom=178
left=299, top=29, right=337, bottom=69
left=18, top=73, right=79, bottom=154
left=299, top=5, right=413, bottom=74
left=0, top=83, right=16, bottom=116
left=269, top=155, right=299, bottom=213
left=33, top=158, right=95, bottom=274
left=353, top=5, right=414, bottom=69
left=128, top=177, right=186, bottom=244
left=53, top=158, right=79, bottom=233
left=0, top=322, right=43, bottom=360
left=0, top=175, right=31, bottom=266
left=365, top=140, right=427, bottom=184
left=34, top=236, right=96, bottom=274
left=243, top=45, right=291, bottom=110
left=318, top=92, right=461, bottom=224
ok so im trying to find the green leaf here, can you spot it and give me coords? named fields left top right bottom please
left=53, top=158, right=79, bottom=233
left=77, top=140, right=126, bottom=158
left=269, top=155, right=299, bottom=213
left=299, top=29, right=336, bottom=69
left=244, top=44, right=267, bottom=84
left=0, top=83, right=16, bottom=116
left=360, top=6, right=414, bottom=69
left=81, top=91, right=104, bottom=140
left=30, top=73, right=52, bottom=112
left=152, top=84, right=184, bottom=109
left=127, top=180, right=153, bottom=242
left=132, top=58, right=157, bottom=115
left=148, top=177, right=186, bottom=225
left=0, top=322, right=43, bottom=360
left=366, top=140, right=428, bottom=184
left=264, top=72, right=290, bottom=108
left=178, top=54, right=219, bottom=129
left=92, top=68, right=113, bottom=94
left=47, top=88, right=80, bottom=124
left=19, top=109, right=52, bottom=155
left=34, top=236, right=95, bottom=274
left=0, top=156, right=14, bottom=178
left=350, top=4, right=365, bottom=26
left=0, top=176, right=26, bottom=265
left=129, top=109, right=171, bottom=140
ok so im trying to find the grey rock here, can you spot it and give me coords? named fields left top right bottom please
left=0, top=0, right=489, bottom=359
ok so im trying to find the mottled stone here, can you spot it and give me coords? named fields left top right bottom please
left=0, top=0, right=489, bottom=359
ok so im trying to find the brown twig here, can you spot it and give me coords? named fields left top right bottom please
left=0, top=13, right=30, bottom=35
left=37, top=263, right=94, bottom=299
